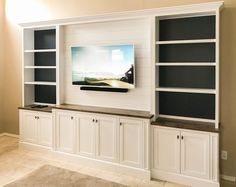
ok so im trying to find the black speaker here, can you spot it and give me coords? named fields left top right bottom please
left=80, top=86, right=128, bottom=93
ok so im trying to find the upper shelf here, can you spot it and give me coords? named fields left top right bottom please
left=156, top=87, right=216, bottom=94
left=156, top=62, right=216, bottom=66
left=24, top=49, right=56, bottom=53
left=156, top=39, right=216, bottom=45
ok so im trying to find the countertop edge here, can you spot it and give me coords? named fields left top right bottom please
left=151, top=121, right=220, bottom=133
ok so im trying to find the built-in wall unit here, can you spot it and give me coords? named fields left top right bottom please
left=18, top=1, right=223, bottom=187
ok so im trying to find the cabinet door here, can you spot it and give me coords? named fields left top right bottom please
left=21, top=111, right=38, bottom=144
left=38, top=112, right=52, bottom=147
left=181, top=131, right=210, bottom=179
left=77, top=114, right=95, bottom=157
left=96, top=116, right=118, bottom=162
left=56, top=112, right=76, bottom=153
left=152, top=127, right=180, bottom=173
left=120, top=118, right=143, bottom=168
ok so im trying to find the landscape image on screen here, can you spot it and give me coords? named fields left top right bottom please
left=71, top=45, right=135, bottom=89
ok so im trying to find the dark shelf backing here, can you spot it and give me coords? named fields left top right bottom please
left=34, top=29, right=56, bottom=49
left=159, top=43, right=215, bottom=62
left=35, top=85, right=56, bottom=104
left=159, top=92, right=215, bottom=119
left=159, top=66, right=215, bottom=89
left=35, top=69, right=56, bottom=82
left=34, top=52, right=56, bottom=66
left=158, top=16, right=216, bottom=41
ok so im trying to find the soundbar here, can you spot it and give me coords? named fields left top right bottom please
left=80, top=86, right=128, bottom=93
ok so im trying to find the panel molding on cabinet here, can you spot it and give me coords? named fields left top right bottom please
left=38, top=112, right=52, bottom=147
left=181, top=131, right=210, bottom=179
left=95, top=116, right=119, bottom=162
left=56, top=111, right=76, bottom=153
left=119, top=118, right=144, bottom=168
left=77, top=114, right=95, bottom=158
left=152, top=127, right=180, bottom=173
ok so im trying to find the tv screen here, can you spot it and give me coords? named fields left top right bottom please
left=71, top=44, right=135, bottom=89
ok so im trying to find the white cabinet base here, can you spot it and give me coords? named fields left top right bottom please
left=151, top=169, right=219, bottom=187
left=19, top=141, right=150, bottom=180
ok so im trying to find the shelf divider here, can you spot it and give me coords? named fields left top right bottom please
left=156, top=87, right=216, bottom=94
left=156, top=39, right=216, bottom=45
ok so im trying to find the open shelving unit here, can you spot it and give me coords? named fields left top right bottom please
left=155, top=14, right=220, bottom=128
left=22, top=27, right=60, bottom=106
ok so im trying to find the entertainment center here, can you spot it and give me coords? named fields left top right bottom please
left=19, top=1, right=223, bottom=187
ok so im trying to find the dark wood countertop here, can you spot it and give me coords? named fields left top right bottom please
left=18, top=105, right=52, bottom=113
left=52, top=104, right=154, bottom=119
left=151, top=118, right=220, bottom=133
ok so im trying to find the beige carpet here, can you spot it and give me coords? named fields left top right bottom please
left=5, top=165, right=127, bottom=187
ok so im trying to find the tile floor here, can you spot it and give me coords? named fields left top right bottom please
left=1, top=135, right=233, bottom=187
left=0, top=136, right=188, bottom=187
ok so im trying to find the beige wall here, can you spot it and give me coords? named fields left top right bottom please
left=1, top=0, right=236, bottom=176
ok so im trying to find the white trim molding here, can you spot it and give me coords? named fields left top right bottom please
left=0, top=133, right=19, bottom=138
left=221, top=174, right=236, bottom=183
left=19, top=1, right=223, bottom=28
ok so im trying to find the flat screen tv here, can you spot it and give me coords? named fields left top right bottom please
left=71, top=44, right=135, bottom=89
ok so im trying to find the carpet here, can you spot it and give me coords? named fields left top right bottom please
left=5, top=165, right=127, bottom=187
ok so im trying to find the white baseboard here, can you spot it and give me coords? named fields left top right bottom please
left=19, top=142, right=151, bottom=180
left=0, top=132, right=19, bottom=138
left=221, top=174, right=236, bottom=182
left=151, top=169, right=219, bottom=187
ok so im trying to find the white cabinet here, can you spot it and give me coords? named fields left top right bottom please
left=95, top=116, right=118, bottom=162
left=152, top=126, right=212, bottom=181
left=152, top=127, right=180, bottom=173
left=56, top=111, right=76, bottom=153
left=181, top=131, right=210, bottom=179
left=77, top=115, right=95, bottom=157
left=77, top=114, right=119, bottom=162
left=53, top=109, right=149, bottom=170
left=38, top=112, right=53, bottom=147
left=21, top=110, right=38, bottom=144
left=20, top=110, right=52, bottom=147
left=120, top=118, right=144, bottom=168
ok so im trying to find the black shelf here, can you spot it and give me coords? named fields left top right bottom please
left=35, top=69, right=56, bottom=82
left=34, top=29, right=56, bottom=49
left=35, top=85, right=56, bottom=104
left=159, top=66, right=215, bottom=89
left=159, top=92, right=215, bottom=119
left=34, top=52, right=56, bottom=66
left=159, top=16, right=215, bottom=41
left=159, top=43, right=215, bottom=62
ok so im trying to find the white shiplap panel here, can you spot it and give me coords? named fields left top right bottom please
left=63, top=18, right=151, bottom=111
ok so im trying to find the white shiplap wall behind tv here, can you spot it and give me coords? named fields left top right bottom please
left=63, top=18, right=152, bottom=111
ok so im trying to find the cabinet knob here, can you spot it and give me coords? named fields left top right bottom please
left=120, top=122, right=122, bottom=126
left=71, top=116, right=74, bottom=120
left=93, top=119, right=95, bottom=122
left=95, top=119, right=98, bottom=123
left=181, top=136, right=184, bottom=140
left=37, top=116, right=39, bottom=119
left=177, top=135, right=179, bottom=139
